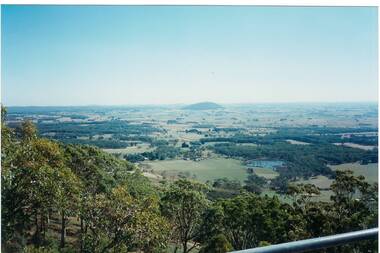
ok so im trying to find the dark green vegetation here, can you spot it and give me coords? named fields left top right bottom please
left=125, top=145, right=181, bottom=162
left=200, top=126, right=379, bottom=146
left=7, top=106, right=160, bottom=149
left=34, top=120, right=159, bottom=148
left=2, top=106, right=378, bottom=253
left=182, top=102, right=223, bottom=110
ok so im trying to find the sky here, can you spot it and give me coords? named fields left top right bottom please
left=1, top=5, right=378, bottom=106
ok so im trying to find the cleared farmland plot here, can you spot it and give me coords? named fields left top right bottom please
left=251, top=167, right=279, bottom=179
left=141, top=157, right=248, bottom=183
left=329, top=162, right=378, bottom=184
left=294, top=175, right=334, bottom=189
left=289, top=163, right=378, bottom=202
left=286, top=139, right=310, bottom=145
left=333, top=142, right=376, bottom=151
left=103, top=143, right=154, bottom=154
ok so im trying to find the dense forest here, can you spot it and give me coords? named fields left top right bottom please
left=2, top=107, right=378, bottom=253
left=8, top=120, right=160, bottom=149
left=200, top=126, right=379, bottom=146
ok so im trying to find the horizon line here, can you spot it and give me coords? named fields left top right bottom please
left=3, top=100, right=378, bottom=107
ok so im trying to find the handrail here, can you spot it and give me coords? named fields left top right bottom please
left=229, top=228, right=378, bottom=253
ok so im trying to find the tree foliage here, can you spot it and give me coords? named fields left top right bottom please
left=161, top=179, right=209, bottom=253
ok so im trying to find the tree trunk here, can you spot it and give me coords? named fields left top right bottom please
left=183, top=241, right=188, bottom=253
left=42, top=214, right=46, bottom=241
left=39, top=214, right=43, bottom=237
left=34, top=214, right=41, bottom=245
left=80, top=217, right=84, bottom=253
left=60, top=211, right=66, bottom=248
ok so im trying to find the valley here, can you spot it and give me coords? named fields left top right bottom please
left=7, top=102, right=378, bottom=202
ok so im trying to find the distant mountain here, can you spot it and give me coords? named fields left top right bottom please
left=182, top=102, right=223, bottom=110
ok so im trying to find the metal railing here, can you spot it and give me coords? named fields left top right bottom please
left=230, top=228, right=378, bottom=253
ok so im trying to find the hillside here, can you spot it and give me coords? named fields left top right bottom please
left=182, top=102, right=223, bottom=110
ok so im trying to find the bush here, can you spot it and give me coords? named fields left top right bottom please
left=199, top=234, right=233, bottom=253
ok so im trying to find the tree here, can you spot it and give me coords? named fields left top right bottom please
left=213, top=178, right=241, bottom=190
left=2, top=119, right=83, bottom=251
left=161, top=179, right=209, bottom=253
left=82, top=185, right=169, bottom=253
left=287, top=183, right=320, bottom=206
left=206, top=193, right=303, bottom=250
left=6, top=122, right=66, bottom=246
left=330, top=170, right=377, bottom=234
left=63, top=144, right=133, bottom=195
left=244, top=174, right=267, bottom=194
left=1, top=106, right=13, bottom=149
left=199, top=234, right=232, bottom=253
left=7, top=158, right=62, bottom=247
left=132, top=195, right=170, bottom=253
left=62, top=144, right=135, bottom=251
left=14, top=120, right=38, bottom=142
left=56, top=167, right=82, bottom=249
left=1, top=107, right=28, bottom=251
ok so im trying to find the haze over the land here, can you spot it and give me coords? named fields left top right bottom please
left=2, top=6, right=378, bottom=106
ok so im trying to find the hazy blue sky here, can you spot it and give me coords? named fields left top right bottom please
left=2, top=5, right=378, bottom=106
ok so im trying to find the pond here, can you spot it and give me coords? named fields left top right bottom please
left=246, top=160, right=284, bottom=169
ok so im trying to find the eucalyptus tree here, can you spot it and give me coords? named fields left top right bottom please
left=161, top=179, right=209, bottom=253
left=82, top=185, right=169, bottom=253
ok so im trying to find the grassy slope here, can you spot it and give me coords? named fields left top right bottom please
left=252, top=167, right=279, bottom=179
left=329, top=162, right=378, bottom=184
left=142, top=157, right=248, bottom=183
left=290, top=163, right=378, bottom=202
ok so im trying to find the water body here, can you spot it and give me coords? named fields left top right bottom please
left=246, top=160, right=284, bottom=169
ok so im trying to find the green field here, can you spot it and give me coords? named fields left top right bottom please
left=291, top=163, right=378, bottom=190
left=295, top=175, right=334, bottom=189
left=329, top=162, right=378, bottom=184
left=286, top=139, right=310, bottom=145
left=292, top=175, right=334, bottom=202
left=288, top=163, right=378, bottom=202
left=252, top=167, right=279, bottom=179
left=103, top=143, right=154, bottom=155
left=141, top=157, right=248, bottom=183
